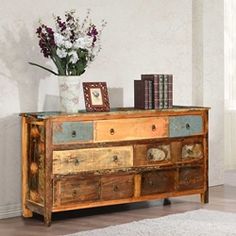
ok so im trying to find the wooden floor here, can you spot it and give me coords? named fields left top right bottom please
left=1, top=171, right=236, bottom=236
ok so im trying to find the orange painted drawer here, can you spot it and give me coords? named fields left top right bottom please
left=94, top=117, right=168, bottom=142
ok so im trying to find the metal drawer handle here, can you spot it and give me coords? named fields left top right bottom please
left=148, top=180, right=154, bottom=186
left=72, top=190, right=77, bottom=197
left=185, top=123, right=191, bottom=130
left=113, top=155, right=119, bottom=162
left=75, top=159, right=80, bottom=165
left=110, top=128, right=115, bottom=135
left=113, top=185, right=119, bottom=192
left=147, top=153, right=154, bottom=161
left=72, top=130, right=77, bottom=137
left=152, top=124, right=157, bottom=131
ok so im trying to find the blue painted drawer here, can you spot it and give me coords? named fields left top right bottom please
left=169, top=115, right=203, bottom=137
left=53, top=121, right=93, bottom=144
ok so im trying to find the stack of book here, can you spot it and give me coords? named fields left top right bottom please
left=134, top=74, right=173, bottom=109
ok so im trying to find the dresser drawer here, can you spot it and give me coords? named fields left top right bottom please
left=169, top=115, right=203, bottom=137
left=141, top=170, right=176, bottom=195
left=52, top=121, right=93, bottom=144
left=178, top=166, right=204, bottom=191
left=53, top=146, right=133, bottom=175
left=95, top=117, right=168, bottom=142
left=53, top=176, right=100, bottom=206
left=101, top=175, right=134, bottom=200
left=134, top=144, right=171, bottom=166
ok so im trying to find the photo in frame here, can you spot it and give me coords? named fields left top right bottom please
left=83, top=82, right=110, bottom=112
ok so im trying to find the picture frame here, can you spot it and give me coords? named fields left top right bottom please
left=83, top=82, right=110, bottom=112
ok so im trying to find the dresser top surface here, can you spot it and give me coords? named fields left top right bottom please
left=20, top=106, right=210, bottom=120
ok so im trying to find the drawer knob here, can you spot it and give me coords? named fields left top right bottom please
left=72, top=190, right=77, bottom=197
left=113, top=155, right=119, bottom=162
left=147, top=153, right=154, bottom=161
left=75, top=159, right=80, bottom=165
left=152, top=124, right=157, bottom=131
left=185, top=123, right=191, bottom=130
left=113, top=185, right=119, bottom=192
left=72, top=130, right=77, bottom=137
left=148, top=180, right=154, bottom=186
left=110, top=128, right=115, bottom=135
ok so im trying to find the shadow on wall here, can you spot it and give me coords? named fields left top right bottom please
left=108, top=87, right=124, bottom=108
left=0, top=22, right=52, bottom=112
left=0, top=115, right=21, bottom=206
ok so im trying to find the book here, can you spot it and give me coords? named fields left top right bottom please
left=167, top=74, right=173, bottom=108
left=141, top=74, right=164, bottom=109
left=134, top=80, right=150, bottom=109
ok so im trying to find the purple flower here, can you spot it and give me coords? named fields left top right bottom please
left=87, top=25, right=98, bottom=46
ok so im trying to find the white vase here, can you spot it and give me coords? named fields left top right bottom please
left=58, top=76, right=81, bottom=113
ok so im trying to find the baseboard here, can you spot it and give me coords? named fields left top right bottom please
left=0, top=203, right=21, bottom=219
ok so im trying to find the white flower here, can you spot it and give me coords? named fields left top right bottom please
left=64, top=40, right=73, bottom=49
left=68, top=51, right=79, bottom=64
left=73, top=36, right=93, bottom=49
left=54, top=33, right=65, bottom=47
left=56, top=48, right=67, bottom=58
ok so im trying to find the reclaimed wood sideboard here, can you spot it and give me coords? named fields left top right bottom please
left=20, top=107, right=209, bottom=225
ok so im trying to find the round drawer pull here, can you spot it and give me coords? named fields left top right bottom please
left=113, top=155, right=118, bottom=162
left=75, top=159, right=80, bottom=165
left=147, top=153, right=154, bottom=161
left=152, top=124, right=157, bottom=131
left=148, top=180, right=154, bottom=186
left=110, top=128, right=115, bottom=135
left=71, top=130, right=77, bottom=137
left=185, top=123, right=191, bottom=130
left=72, top=190, right=77, bottom=197
left=113, top=185, right=119, bottom=192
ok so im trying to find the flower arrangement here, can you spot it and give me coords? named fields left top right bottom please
left=30, top=10, right=106, bottom=76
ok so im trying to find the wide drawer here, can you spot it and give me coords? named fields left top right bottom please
left=169, top=115, right=203, bottom=137
left=53, top=146, right=133, bottom=175
left=95, top=117, right=168, bottom=142
left=134, top=143, right=171, bottom=166
left=141, top=169, right=176, bottom=195
left=178, top=166, right=204, bottom=191
left=52, top=121, right=93, bottom=144
left=53, top=176, right=100, bottom=206
left=101, top=175, right=134, bottom=200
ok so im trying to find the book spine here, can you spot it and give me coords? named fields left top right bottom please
left=168, top=74, right=173, bottom=108
left=144, top=80, right=149, bottom=109
left=153, top=76, right=159, bottom=109
left=148, top=80, right=153, bottom=109
left=159, top=75, right=164, bottom=109
left=163, top=74, right=168, bottom=109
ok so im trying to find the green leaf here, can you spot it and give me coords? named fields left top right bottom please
left=28, top=62, right=58, bottom=75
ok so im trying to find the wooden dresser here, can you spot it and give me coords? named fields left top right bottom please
left=20, top=106, right=209, bottom=225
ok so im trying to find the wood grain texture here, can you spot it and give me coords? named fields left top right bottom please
left=95, top=117, right=168, bottom=142
left=21, top=116, right=33, bottom=218
left=53, top=146, right=133, bottom=174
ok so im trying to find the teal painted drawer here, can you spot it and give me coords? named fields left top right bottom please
left=169, top=115, right=203, bottom=137
left=53, top=121, right=93, bottom=144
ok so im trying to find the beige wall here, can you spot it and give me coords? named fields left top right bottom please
left=0, top=0, right=224, bottom=219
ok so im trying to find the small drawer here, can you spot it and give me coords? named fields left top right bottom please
left=53, top=176, right=100, bottom=206
left=169, top=115, right=203, bottom=137
left=95, top=117, right=168, bottom=142
left=52, top=121, right=93, bottom=144
left=101, top=175, right=134, bottom=200
left=141, top=170, right=175, bottom=195
left=178, top=166, right=204, bottom=191
left=134, top=144, right=171, bottom=166
left=53, top=146, right=133, bottom=175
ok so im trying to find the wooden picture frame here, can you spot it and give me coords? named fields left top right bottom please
left=83, top=82, right=110, bottom=112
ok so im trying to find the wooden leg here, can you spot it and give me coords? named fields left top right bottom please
left=22, top=117, right=33, bottom=218
left=163, top=198, right=171, bottom=206
left=201, top=190, right=209, bottom=204
left=44, top=212, right=52, bottom=226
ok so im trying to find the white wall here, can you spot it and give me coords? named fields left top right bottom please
left=0, top=0, right=224, bottom=219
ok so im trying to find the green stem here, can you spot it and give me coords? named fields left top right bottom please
left=28, top=62, right=58, bottom=75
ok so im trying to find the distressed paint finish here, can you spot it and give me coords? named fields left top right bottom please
left=95, top=117, right=168, bottom=142
left=53, top=146, right=133, bottom=175
left=53, top=121, right=93, bottom=144
left=141, top=169, right=176, bottom=195
left=101, top=175, right=134, bottom=200
left=20, top=106, right=209, bottom=226
left=169, top=115, right=203, bottom=137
